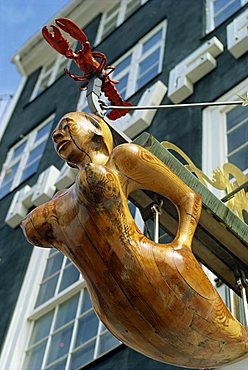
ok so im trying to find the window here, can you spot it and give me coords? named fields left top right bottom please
left=226, top=106, right=248, bottom=170
left=23, top=249, right=120, bottom=370
left=95, top=0, right=148, bottom=44
left=35, top=250, right=80, bottom=307
left=78, top=21, right=166, bottom=112
left=31, top=56, right=71, bottom=99
left=206, top=0, right=248, bottom=32
left=0, top=116, right=54, bottom=199
left=202, top=78, right=248, bottom=178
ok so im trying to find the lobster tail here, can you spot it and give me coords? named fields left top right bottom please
left=107, top=101, right=133, bottom=120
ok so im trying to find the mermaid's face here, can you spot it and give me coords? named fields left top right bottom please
left=52, top=112, right=106, bottom=168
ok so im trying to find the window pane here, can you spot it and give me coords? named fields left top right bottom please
left=47, top=325, right=73, bottom=365
left=38, top=74, right=51, bottom=94
left=125, top=0, right=140, bottom=19
left=139, top=48, right=160, bottom=75
left=12, top=141, right=27, bottom=160
left=75, top=311, right=98, bottom=348
left=43, top=253, right=64, bottom=280
left=36, top=120, right=53, bottom=141
left=35, top=274, right=59, bottom=307
left=228, top=145, right=248, bottom=171
left=103, top=14, right=118, bottom=39
left=45, top=359, right=67, bottom=370
left=20, top=160, right=39, bottom=183
left=28, top=142, right=46, bottom=163
left=114, top=55, right=132, bottom=75
left=228, top=123, right=248, bottom=153
left=24, top=342, right=47, bottom=370
left=142, top=29, right=163, bottom=54
left=2, top=162, right=19, bottom=186
left=3, top=162, right=19, bottom=184
left=49, top=248, right=59, bottom=257
left=0, top=182, right=13, bottom=199
left=81, top=289, right=92, bottom=313
left=214, top=0, right=230, bottom=13
left=136, top=53, right=160, bottom=90
left=214, top=0, right=241, bottom=27
left=227, top=106, right=247, bottom=130
left=70, top=342, right=95, bottom=370
left=30, top=310, right=54, bottom=345
left=137, top=65, right=158, bottom=89
left=113, top=74, right=128, bottom=98
left=55, top=294, right=79, bottom=330
left=106, top=1, right=120, bottom=18
left=58, top=264, right=80, bottom=292
left=98, top=331, right=119, bottom=355
left=0, top=162, right=19, bottom=198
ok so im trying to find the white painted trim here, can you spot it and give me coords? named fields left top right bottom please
left=202, top=77, right=248, bottom=195
left=227, top=7, right=248, bottom=58
left=0, top=76, right=27, bottom=141
left=95, top=0, right=148, bottom=45
left=206, top=0, right=248, bottom=33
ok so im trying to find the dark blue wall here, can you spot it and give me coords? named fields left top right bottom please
left=1, top=0, right=248, bottom=362
left=81, top=345, right=195, bottom=370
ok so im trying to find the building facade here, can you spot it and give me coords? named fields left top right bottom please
left=0, top=1, right=247, bottom=369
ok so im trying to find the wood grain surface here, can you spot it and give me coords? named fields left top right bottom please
left=21, top=112, right=248, bottom=369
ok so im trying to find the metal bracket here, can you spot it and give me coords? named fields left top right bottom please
left=86, top=77, right=105, bottom=117
left=151, top=200, right=163, bottom=243
left=86, top=77, right=131, bottom=144
left=235, top=267, right=248, bottom=325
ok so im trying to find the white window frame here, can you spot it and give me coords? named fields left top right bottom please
left=206, top=0, right=248, bottom=33
left=0, top=246, right=121, bottom=370
left=202, top=77, right=248, bottom=195
left=0, top=115, right=54, bottom=199
left=78, top=20, right=167, bottom=111
left=31, top=55, right=71, bottom=100
left=95, top=0, right=148, bottom=45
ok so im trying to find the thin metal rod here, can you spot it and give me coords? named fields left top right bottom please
left=221, top=179, right=248, bottom=203
left=102, top=100, right=245, bottom=111
left=237, top=279, right=248, bottom=326
left=151, top=202, right=162, bottom=243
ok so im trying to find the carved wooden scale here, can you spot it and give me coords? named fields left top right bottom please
left=22, top=112, right=248, bottom=369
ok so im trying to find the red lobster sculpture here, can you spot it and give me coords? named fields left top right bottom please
left=42, top=18, right=132, bottom=120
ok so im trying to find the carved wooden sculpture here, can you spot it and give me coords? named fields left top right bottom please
left=21, top=112, right=248, bottom=369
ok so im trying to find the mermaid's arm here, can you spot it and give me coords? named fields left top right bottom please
left=110, top=143, right=202, bottom=249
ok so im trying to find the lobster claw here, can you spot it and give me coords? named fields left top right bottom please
left=42, top=25, right=70, bottom=55
left=55, top=18, right=89, bottom=44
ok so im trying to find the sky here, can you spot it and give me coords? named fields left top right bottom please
left=0, top=0, right=71, bottom=97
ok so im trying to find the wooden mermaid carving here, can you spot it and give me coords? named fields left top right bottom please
left=21, top=112, right=248, bottom=369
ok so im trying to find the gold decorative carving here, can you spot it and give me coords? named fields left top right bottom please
left=162, top=141, right=248, bottom=221
left=238, top=92, right=248, bottom=106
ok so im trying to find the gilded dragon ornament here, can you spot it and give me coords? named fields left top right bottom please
left=162, top=141, right=248, bottom=222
